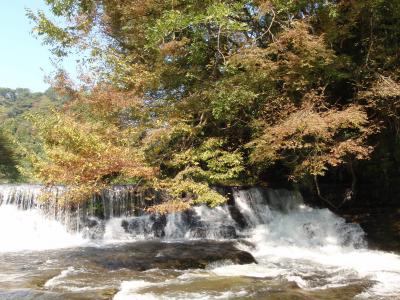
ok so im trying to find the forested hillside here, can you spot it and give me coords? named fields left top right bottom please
left=16, top=0, right=400, bottom=210
left=0, top=88, right=63, bottom=182
left=0, top=88, right=60, bottom=117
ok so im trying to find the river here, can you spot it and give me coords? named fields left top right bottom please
left=0, top=185, right=399, bottom=299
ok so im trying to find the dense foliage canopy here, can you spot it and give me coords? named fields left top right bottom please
left=18, top=0, right=400, bottom=210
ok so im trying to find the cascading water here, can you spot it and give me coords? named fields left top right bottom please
left=0, top=184, right=399, bottom=299
left=0, top=185, right=84, bottom=252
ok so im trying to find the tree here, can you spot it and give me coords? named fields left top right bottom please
left=0, top=87, right=65, bottom=182
left=26, top=0, right=400, bottom=210
left=0, top=131, right=20, bottom=182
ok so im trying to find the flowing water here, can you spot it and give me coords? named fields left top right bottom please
left=0, top=185, right=399, bottom=299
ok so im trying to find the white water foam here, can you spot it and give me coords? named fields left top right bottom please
left=44, top=266, right=77, bottom=289
left=113, top=279, right=248, bottom=300
left=212, top=204, right=400, bottom=298
left=112, top=191, right=400, bottom=299
left=102, top=217, right=137, bottom=243
left=113, top=280, right=158, bottom=300
left=0, top=205, right=86, bottom=252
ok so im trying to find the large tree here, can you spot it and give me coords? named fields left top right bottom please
left=26, top=0, right=399, bottom=210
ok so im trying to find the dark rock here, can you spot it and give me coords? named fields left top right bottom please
left=228, top=205, right=248, bottom=229
left=86, top=217, right=101, bottom=228
left=189, top=226, right=208, bottom=238
left=189, top=225, right=238, bottom=239
left=120, top=214, right=166, bottom=238
left=183, top=209, right=202, bottom=228
left=86, top=240, right=256, bottom=270
left=218, top=225, right=238, bottom=239
left=81, top=217, right=105, bottom=240
left=151, top=214, right=167, bottom=238
left=121, top=219, right=129, bottom=231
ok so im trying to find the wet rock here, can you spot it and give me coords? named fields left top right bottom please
left=150, top=214, right=167, bottom=238
left=183, top=209, right=202, bottom=228
left=228, top=205, right=248, bottom=229
left=189, top=225, right=208, bottom=238
left=87, top=240, right=256, bottom=271
left=121, top=219, right=129, bottom=231
left=189, top=225, right=238, bottom=239
left=123, top=216, right=153, bottom=237
left=219, top=225, right=238, bottom=239
left=81, top=217, right=105, bottom=240
left=120, top=214, right=167, bottom=238
left=86, top=217, right=101, bottom=228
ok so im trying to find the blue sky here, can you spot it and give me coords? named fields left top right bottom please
left=0, top=0, right=77, bottom=92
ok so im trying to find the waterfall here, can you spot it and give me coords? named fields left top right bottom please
left=0, top=184, right=366, bottom=249
left=0, top=184, right=146, bottom=251
left=0, top=184, right=83, bottom=252
left=1, top=184, right=400, bottom=298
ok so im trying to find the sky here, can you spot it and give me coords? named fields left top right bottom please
left=0, top=0, right=77, bottom=92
